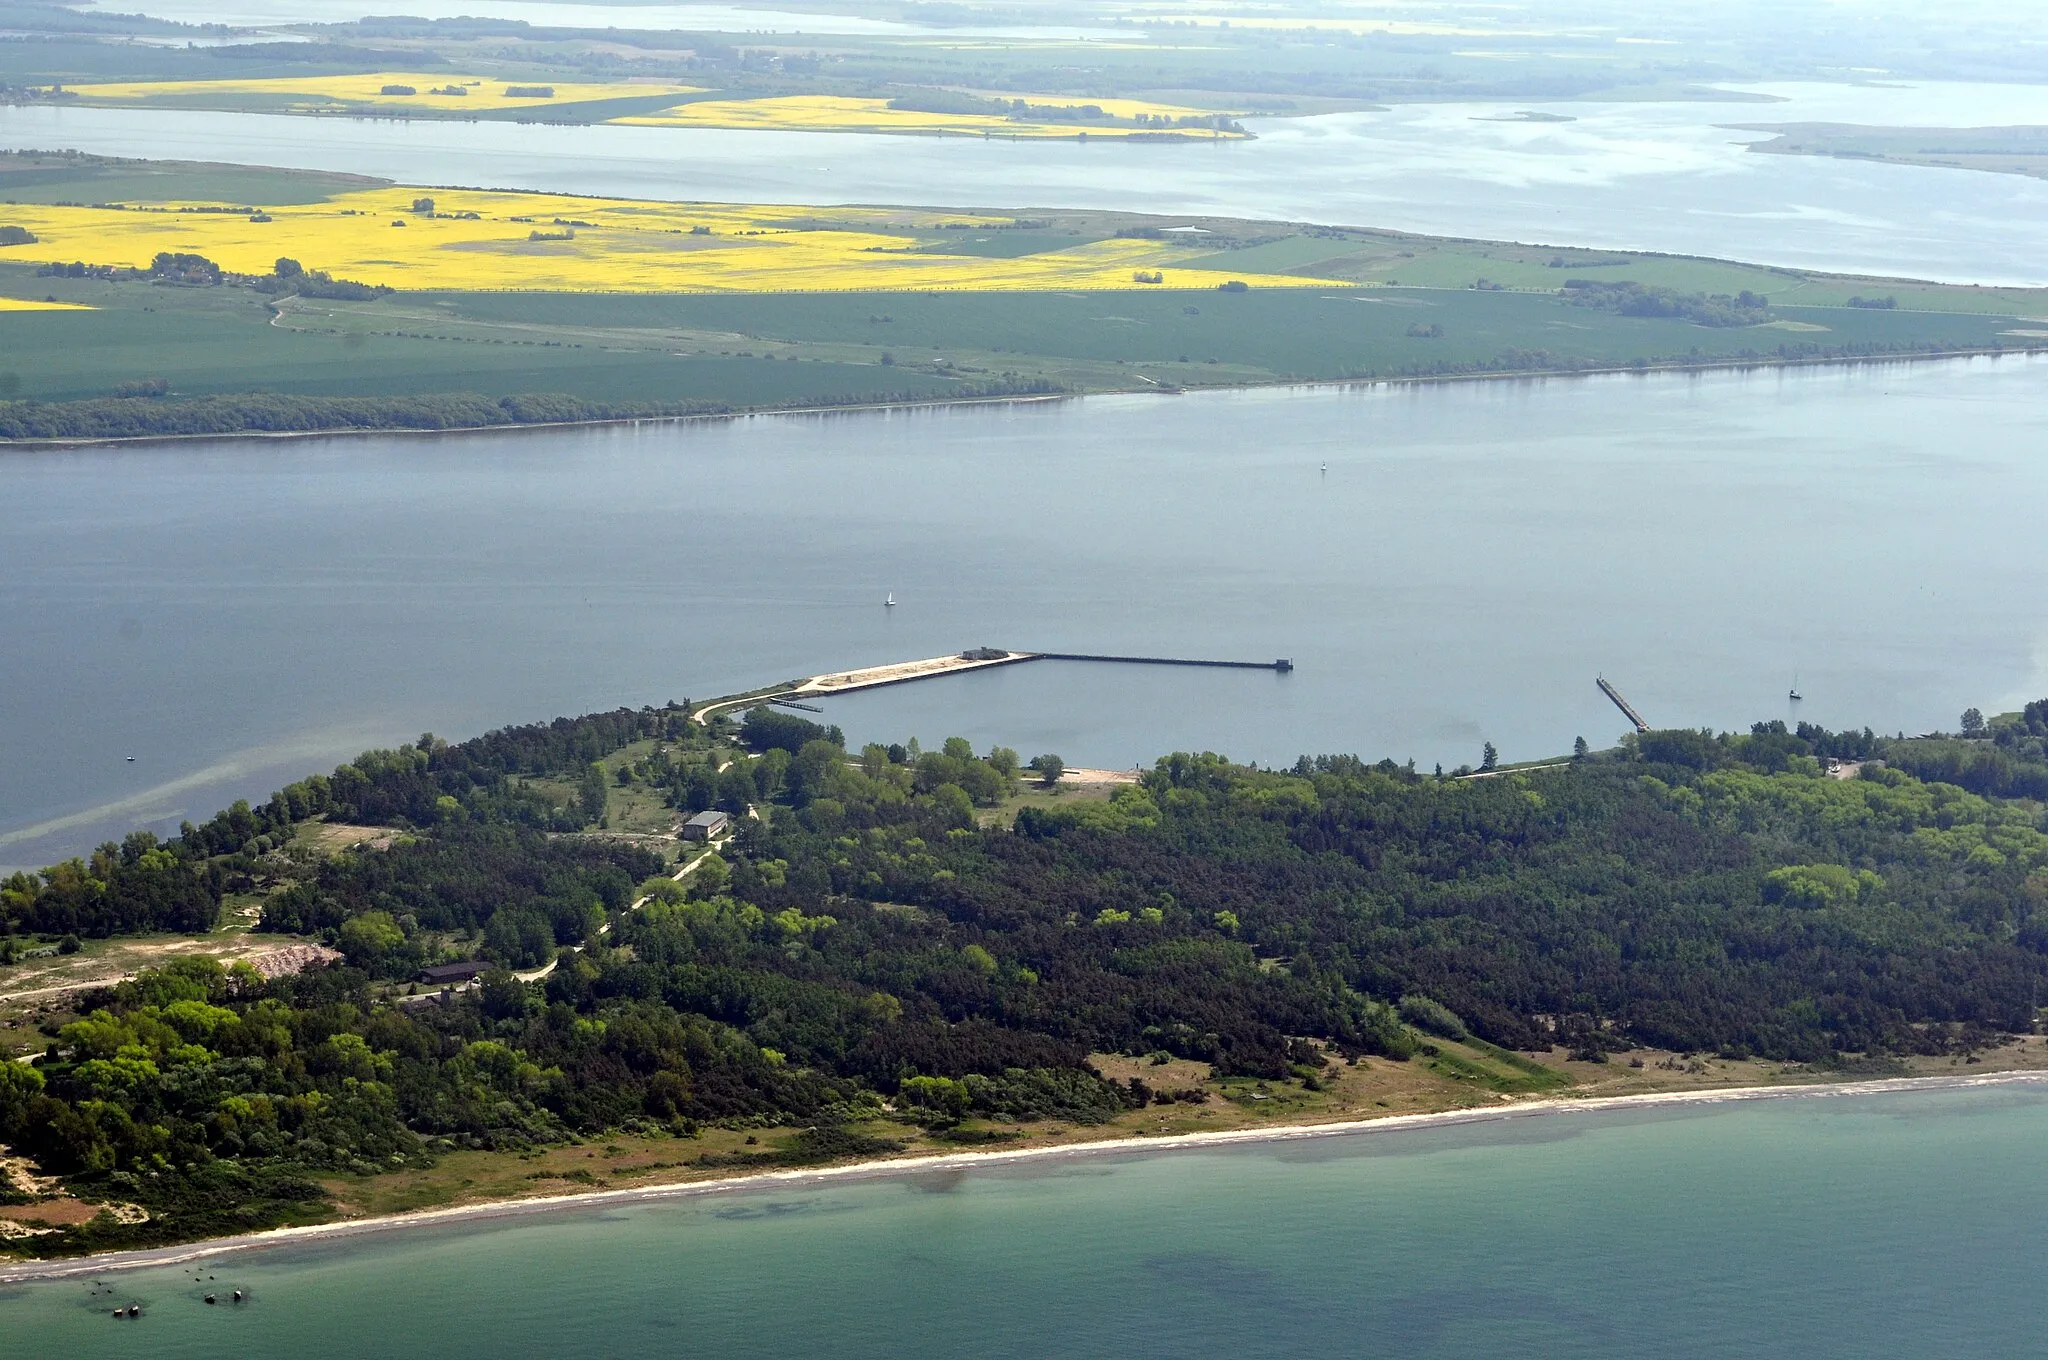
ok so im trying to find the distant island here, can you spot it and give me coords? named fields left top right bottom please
left=1736, top=122, right=2048, bottom=182
left=6, top=150, right=2048, bottom=445
left=5, top=668, right=2048, bottom=1262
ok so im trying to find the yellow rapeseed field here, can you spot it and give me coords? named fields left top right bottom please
left=0, top=296, right=93, bottom=311
left=612, top=93, right=1244, bottom=138
left=62, top=73, right=702, bottom=113
left=0, top=187, right=1328, bottom=294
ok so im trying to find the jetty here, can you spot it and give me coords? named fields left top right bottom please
left=1033, top=652, right=1292, bottom=672
left=794, top=648, right=1034, bottom=697
left=692, top=649, right=1291, bottom=723
left=1597, top=676, right=1650, bottom=733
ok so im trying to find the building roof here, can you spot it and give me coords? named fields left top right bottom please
left=420, top=960, right=489, bottom=983
left=684, top=810, right=729, bottom=827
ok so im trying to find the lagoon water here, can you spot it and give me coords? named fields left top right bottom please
left=6, top=355, right=2048, bottom=868
left=12, top=81, right=2048, bottom=282
left=6, top=1080, right=2048, bottom=1357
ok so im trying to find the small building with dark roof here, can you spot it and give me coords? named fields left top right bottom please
left=680, top=810, right=730, bottom=841
left=418, top=960, right=489, bottom=986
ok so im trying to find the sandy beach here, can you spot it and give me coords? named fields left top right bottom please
left=7, top=1069, right=2042, bottom=1285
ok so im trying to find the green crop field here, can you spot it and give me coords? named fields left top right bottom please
left=3, top=262, right=2038, bottom=423
left=0, top=270, right=973, bottom=408
left=427, top=285, right=2030, bottom=383
left=0, top=154, right=382, bottom=207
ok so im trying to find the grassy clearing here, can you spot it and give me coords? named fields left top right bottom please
left=1428, top=1038, right=1573, bottom=1093
left=984, top=779, right=1118, bottom=828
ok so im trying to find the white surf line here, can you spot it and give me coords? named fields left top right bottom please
left=7, top=1069, right=2045, bottom=1284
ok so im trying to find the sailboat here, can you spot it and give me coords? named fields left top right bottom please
left=1788, top=673, right=1802, bottom=703
left=884, top=593, right=896, bottom=608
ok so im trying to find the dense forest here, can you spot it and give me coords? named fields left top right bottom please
left=5, top=697, right=2048, bottom=1253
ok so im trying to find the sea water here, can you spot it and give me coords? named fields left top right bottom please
left=4, top=1080, right=2046, bottom=1358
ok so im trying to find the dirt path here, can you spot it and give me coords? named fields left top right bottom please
left=513, top=840, right=725, bottom=983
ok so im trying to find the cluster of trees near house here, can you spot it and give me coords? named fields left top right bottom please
left=6, top=695, right=2048, bottom=1254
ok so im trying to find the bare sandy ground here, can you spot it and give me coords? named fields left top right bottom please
left=1059, top=767, right=1142, bottom=785
left=0, top=941, right=336, bottom=1007
left=794, top=651, right=1033, bottom=694
left=6, top=1070, right=2042, bottom=1283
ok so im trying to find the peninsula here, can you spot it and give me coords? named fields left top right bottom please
left=6, top=684, right=2048, bottom=1261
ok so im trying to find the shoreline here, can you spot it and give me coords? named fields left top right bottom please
left=6, top=1068, right=2042, bottom=1284
left=1, top=344, right=2040, bottom=453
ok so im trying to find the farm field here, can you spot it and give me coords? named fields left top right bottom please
left=612, top=93, right=1246, bottom=138
left=0, top=297, right=88, bottom=311
left=0, top=187, right=1317, bottom=294
left=3, top=154, right=2046, bottom=432
left=4, top=260, right=2035, bottom=417
left=42, top=74, right=1245, bottom=138
left=58, top=72, right=704, bottom=115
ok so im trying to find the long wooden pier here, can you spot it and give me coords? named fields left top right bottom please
left=1034, top=652, right=1293, bottom=672
left=691, top=648, right=1292, bottom=723
left=1597, top=676, right=1650, bottom=733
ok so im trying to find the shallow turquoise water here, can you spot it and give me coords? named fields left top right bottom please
left=6, top=1082, right=2047, bottom=1358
